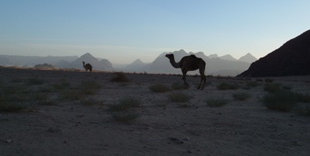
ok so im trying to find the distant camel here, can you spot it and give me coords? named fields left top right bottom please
left=166, top=54, right=206, bottom=90
left=82, top=61, right=92, bottom=72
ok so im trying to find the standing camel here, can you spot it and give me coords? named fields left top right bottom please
left=166, top=54, right=206, bottom=90
left=82, top=61, right=92, bottom=72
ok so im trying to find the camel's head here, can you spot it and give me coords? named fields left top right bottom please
left=82, top=61, right=85, bottom=65
left=165, top=54, right=174, bottom=59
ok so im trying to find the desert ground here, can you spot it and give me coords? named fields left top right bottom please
left=0, top=67, right=309, bottom=156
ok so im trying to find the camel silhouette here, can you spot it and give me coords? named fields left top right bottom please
left=166, top=54, right=206, bottom=90
left=82, top=61, right=92, bottom=72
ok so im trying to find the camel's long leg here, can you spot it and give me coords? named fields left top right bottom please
left=198, top=66, right=206, bottom=90
left=182, top=69, right=189, bottom=86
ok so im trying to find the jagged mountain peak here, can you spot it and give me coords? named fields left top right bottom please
left=220, top=54, right=237, bottom=61
left=239, top=53, right=257, bottom=63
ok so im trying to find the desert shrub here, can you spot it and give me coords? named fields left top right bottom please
left=217, top=82, right=238, bottom=90
left=294, top=104, right=310, bottom=116
left=0, top=95, right=26, bottom=112
left=265, top=79, right=274, bottom=83
left=111, top=72, right=129, bottom=82
left=53, top=80, right=71, bottom=91
left=177, top=102, right=191, bottom=108
left=26, top=78, right=44, bottom=85
left=112, top=111, right=139, bottom=123
left=206, top=98, right=228, bottom=107
left=11, top=78, right=24, bottom=83
left=264, top=83, right=283, bottom=93
left=263, top=90, right=310, bottom=112
left=171, top=82, right=189, bottom=90
left=149, top=84, right=170, bottom=93
left=59, top=89, right=85, bottom=101
left=168, top=92, right=191, bottom=103
left=243, top=81, right=259, bottom=90
left=80, top=98, right=103, bottom=106
left=0, top=102, right=26, bottom=112
left=233, top=92, right=251, bottom=101
left=109, top=97, right=141, bottom=112
left=32, top=93, right=55, bottom=105
left=79, top=81, right=101, bottom=95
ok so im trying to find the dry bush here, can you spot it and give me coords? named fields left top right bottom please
left=217, top=82, right=238, bottom=90
left=109, top=97, right=141, bottom=112
left=243, top=81, right=260, bottom=90
left=263, top=90, right=310, bottom=112
left=171, top=82, right=189, bottom=90
left=110, top=72, right=129, bottom=82
left=26, top=78, right=45, bottom=85
left=168, top=92, right=191, bottom=103
left=52, top=80, right=71, bottom=91
left=112, top=111, right=140, bottom=123
left=109, top=97, right=141, bottom=123
left=233, top=92, right=251, bottom=101
left=264, top=83, right=284, bottom=93
left=79, top=81, right=101, bottom=95
left=149, top=84, right=170, bottom=93
left=206, top=98, right=228, bottom=107
left=80, top=98, right=104, bottom=106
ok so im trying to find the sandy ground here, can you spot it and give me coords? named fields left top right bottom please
left=0, top=67, right=309, bottom=156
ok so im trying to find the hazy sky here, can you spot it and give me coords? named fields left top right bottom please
left=0, top=0, right=309, bottom=64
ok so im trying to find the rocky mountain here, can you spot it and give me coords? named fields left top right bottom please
left=208, top=54, right=218, bottom=58
left=69, top=53, right=113, bottom=71
left=220, top=54, right=237, bottom=61
left=124, top=59, right=146, bottom=72
left=0, top=55, right=78, bottom=67
left=238, top=30, right=310, bottom=77
left=0, top=53, right=113, bottom=71
left=238, top=53, right=257, bottom=63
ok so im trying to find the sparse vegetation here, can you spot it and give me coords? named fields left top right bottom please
left=79, top=81, right=101, bottom=95
left=109, top=97, right=141, bottom=112
left=217, top=82, right=238, bottom=90
left=263, top=89, right=310, bottom=112
left=80, top=98, right=104, bottom=106
left=0, top=101, right=26, bottom=112
left=33, top=93, right=55, bottom=105
left=26, top=78, right=44, bottom=85
left=112, top=111, right=140, bottom=123
left=233, top=92, right=251, bottom=101
left=206, top=98, right=228, bottom=107
left=111, top=72, right=129, bottom=82
left=53, top=80, right=71, bottom=91
left=294, top=104, right=310, bottom=116
left=109, top=97, right=141, bottom=123
left=57, top=81, right=101, bottom=101
left=168, top=92, right=191, bottom=103
left=243, top=81, right=259, bottom=90
left=60, top=89, right=84, bottom=100
left=171, top=82, right=189, bottom=90
left=0, top=84, right=30, bottom=112
left=149, top=84, right=170, bottom=93
left=11, top=78, right=24, bottom=83
left=265, top=78, right=274, bottom=83
left=264, top=83, right=284, bottom=93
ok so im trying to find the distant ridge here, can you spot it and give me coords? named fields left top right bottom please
left=0, top=53, right=113, bottom=71
left=70, top=53, right=113, bottom=71
left=238, top=53, right=257, bottom=63
left=127, top=49, right=252, bottom=76
left=238, top=30, right=310, bottom=77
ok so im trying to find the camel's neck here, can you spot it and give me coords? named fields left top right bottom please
left=83, top=63, right=86, bottom=68
left=168, top=56, right=180, bottom=68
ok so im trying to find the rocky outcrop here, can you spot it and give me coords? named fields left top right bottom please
left=238, top=30, right=310, bottom=77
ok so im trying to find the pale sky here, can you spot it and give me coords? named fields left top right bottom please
left=0, top=0, right=309, bottom=64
